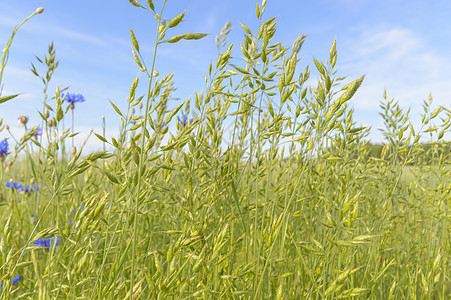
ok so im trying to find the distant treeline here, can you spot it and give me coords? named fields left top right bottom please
left=364, top=142, right=451, bottom=164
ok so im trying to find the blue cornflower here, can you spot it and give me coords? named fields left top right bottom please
left=0, top=274, right=20, bottom=290
left=62, top=93, right=85, bottom=109
left=30, top=127, right=42, bottom=139
left=33, top=237, right=61, bottom=250
left=0, top=139, right=8, bottom=159
left=6, top=181, right=39, bottom=193
left=25, top=184, right=39, bottom=193
left=153, top=119, right=167, bottom=129
left=71, top=204, right=84, bottom=214
left=70, top=204, right=84, bottom=227
left=177, top=115, right=193, bottom=127
left=6, top=181, right=24, bottom=192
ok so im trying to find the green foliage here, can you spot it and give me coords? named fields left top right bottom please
left=1, top=1, right=451, bottom=299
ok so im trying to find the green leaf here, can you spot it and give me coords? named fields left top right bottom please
left=131, top=49, right=144, bottom=70
left=167, top=34, right=186, bottom=43
left=167, top=33, right=207, bottom=43
left=240, top=23, right=252, bottom=35
left=110, top=100, right=123, bottom=117
left=94, top=133, right=109, bottom=144
left=0, top=94, right=19, bottom=104
left=183, top=33, right=208, bottom=40
left=129, top=76, right=139, bottom=99
left=168, top=12, right=184, bottom=28
left=146, top=0, right=155, bottom=11
left=130, top=28, right=139, bottom=51
left=104, top=169, right=119, bottom=184
left=231, top=65, right=250, bottom=75
left=128, top=0, right=142, bottom=8
left=313, top=57, right=325, bottom=75
left=330, top=39, right=337, bottom=61
left=336, top=75, right=365, bottom=105
left=430, top=107, right=442, bottom=119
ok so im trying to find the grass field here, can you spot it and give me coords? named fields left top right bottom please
left=1, top=1, right=450, bottom=299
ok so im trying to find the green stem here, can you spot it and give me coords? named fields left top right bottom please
left=131, top=1, right=167, bottom=298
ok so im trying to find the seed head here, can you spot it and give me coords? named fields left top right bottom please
left=17, top=115, right=29, bottom=127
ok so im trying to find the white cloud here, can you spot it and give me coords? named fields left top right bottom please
left=53, top=27, right=108, bottom=47
left=339, top=26, right=451, bottom=112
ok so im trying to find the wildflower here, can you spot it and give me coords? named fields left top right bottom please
left=47, top=119, right=55, bottom=128
left=6, top=181, right=23, bottom=192
left=33, top=237, right=61, bottom=250
left=153, top=119, right=167, bottom=130
left=72, top=204, right=84, bottom=213
left=35, top=127, right=42, bottom=138
left=0, top=139, right=8, bottom=160
left=17, top=115, right=29, bottom=127
left=62, top=93, right=85, bottom=109
left=5, top=180, right=39, bottom=193
left=25, top=184, right=39, bottom=193
left=177, top=115, right=193, bottom=127
left=0, top=274, right=20, bottom=290
left=29, top=127, right=42, bottom=139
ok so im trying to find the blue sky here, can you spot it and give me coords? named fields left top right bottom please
left=1, top=0, right=451, bottom=151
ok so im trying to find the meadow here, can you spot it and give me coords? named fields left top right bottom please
left=1, top=0, right=451, bottom=299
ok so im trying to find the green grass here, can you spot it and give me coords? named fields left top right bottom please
left=1, top=1, right=451, bottom=299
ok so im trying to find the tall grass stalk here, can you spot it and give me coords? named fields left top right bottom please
left=0, top=1, right=450, bottom=299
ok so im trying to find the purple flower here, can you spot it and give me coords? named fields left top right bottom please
left=33, top=237, right=61, bottom=250
left=30, top=127, right=42, bottom=139
left=5, top=181, right=39, bottom=193
left=0, top=274, right=20, bottom=290
left=177, top=115, right=193, bottom=127
left=62, top=93, right=85, bottom=109
left=153, top=119, right=167, bottom=130
left=25, top=184, right=39, bottom=193
left=71, top=204, right=84, bottom=214
left=0, top=139, right=8, bottom=159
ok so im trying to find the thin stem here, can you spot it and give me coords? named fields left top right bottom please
left=131, top=1, right=167, bottom=298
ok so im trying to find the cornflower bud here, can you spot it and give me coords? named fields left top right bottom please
left=17, top=115, right=29, bottom=127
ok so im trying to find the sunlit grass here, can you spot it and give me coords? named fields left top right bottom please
left=0, top=1, right=450, bottom=299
